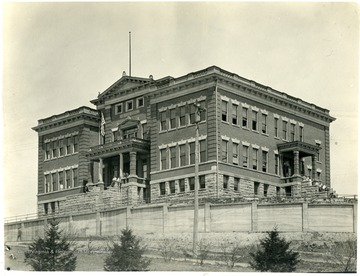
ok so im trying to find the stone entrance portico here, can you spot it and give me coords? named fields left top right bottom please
left=87, top=137, right=150, bottom=205
left=278, top=141, right=321, bottom=196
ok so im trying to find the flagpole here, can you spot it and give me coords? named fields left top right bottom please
left=129, top=32, right=132, bottom=77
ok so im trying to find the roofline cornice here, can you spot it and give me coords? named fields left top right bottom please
left=90, top=65, right=335, bottom=124
left=32, top=113, right=100, bottom=133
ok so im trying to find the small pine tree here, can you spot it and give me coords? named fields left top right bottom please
left=24, top=219, right=77, bottom=271
left=104, top=228, right=150, bottom=271
left=250, top=227, right=299, bottom=272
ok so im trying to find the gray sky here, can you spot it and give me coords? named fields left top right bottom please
left=2, top=2, right=359, bottom=218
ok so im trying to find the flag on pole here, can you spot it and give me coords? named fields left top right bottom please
left=101, top=112, right=106, bottom=137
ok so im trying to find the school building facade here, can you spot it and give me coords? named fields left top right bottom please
left=33, top=66, right=335, bottom=216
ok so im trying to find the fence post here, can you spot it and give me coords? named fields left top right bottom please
left=126, top=207, right=132, bottom=228
left=43, top=218, right=48, bottom=239
left=96, top=211, right=101, bottom=236
left=353, top=202, right=357, bottom=233
left=204, top=203, right=211, bottom=233
left=251, top=202, right=258, bottom=232
left=302, top=202, right=309, bottom=232
left=68, top=215, right=73, bottom=234
left=163, top=204, right=168, bottom=233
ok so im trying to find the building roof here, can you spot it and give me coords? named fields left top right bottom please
left=32, top=106, right=99, bottom=133
left=89, top=66, right=336, bottom=124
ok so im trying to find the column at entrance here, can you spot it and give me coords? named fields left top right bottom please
left=98, top=157, right=104, bottom=190
left=311, top=155, right=317, bottom=181
left=119, top=153, right=123, bottom=179
left=129, top=151, right=137, bottom=177
left=293, top=151, right=300, bottom=176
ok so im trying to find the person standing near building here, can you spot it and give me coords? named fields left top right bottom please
left=17, top=226, right=22, bottom=241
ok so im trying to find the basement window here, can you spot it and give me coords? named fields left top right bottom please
left=169, top=181, right=176, bottom=194
left=199, top=175, right=206, bottom=189
left=160, top=182, right=166, bottom=195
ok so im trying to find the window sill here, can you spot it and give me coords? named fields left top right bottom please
left=221, top=121, right=230, bottom=125
left=261, top=132, right=269, bottom=137
left=242, top=127, right=250, bottom=131
left=252, top=130, right=259, bottom=134
left=274, top=136, right=280, bottom=140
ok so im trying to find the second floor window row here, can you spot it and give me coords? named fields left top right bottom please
left=45, top=135, right=79, bottom=160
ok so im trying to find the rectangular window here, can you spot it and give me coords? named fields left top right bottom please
left=142, top=123, right=147, bottom=139
left=189, top=142, right=195, bottom=165
left=116, top=103, right=123, bottom=114
left=45, top=142, right=51, bottom=160
left=160, top=148, right=167, bottom=170
left=59, top=139, right=64, bottom=157
left=126, top=100, right=133, bottom=111
left=252, top=110, right=258, bottom=131
left=59, top=171, right=64, bottom=190
left=169, top=108, right=177, bottom=129
left=252, top=148, right=258, bottom=170
left=44, top=203, right=48, bottom=215
left=179, top=144, right=187, bottom=166
left=199, top=101, right=206, bottom=122
left=52, top=140, right=58, bottom=158
left=274, top=118, right=279, bottom=137
left=290, top=124, right=295, bottom=142
left=169, top=181, right=176, bottom=194
left=160, top=111, right=167, bottom=131
left=262, top=151, right=268, bottom=173
left=221, top=100, right=228, bottom=122
left=223, top=175, right=229, bottom=189
left=299, top=126, right=304, bottom=142
left=285, top=186, right=292, bottom=197
left=261, top=114, right=267, bottom=134
left=242, top=145, right=249, bottom=168
left=190, top=104, right=197, bottom=124
left=73, top=135, right=78, bottom=153
left=200, top=140, right=206, bottom=163
left=66, top=137, right=72, bottom=155
left=189, top=177, right=195, bottom=191
left=179, top=106, right=186, bottom=127
left=283, top=121, right=288, bottom=140
left=242, top=107, right=248, bottom=127
left=112, top=130, right=119, bottom=142
left=72, top=168, right=78, bottom=187
left=264, top=184, right=269, bottom=197
left=221, top=140, right=228, bottom=163
left=45, top=175, right=50, bottom=193
left=179, top=179, right=185, bottom=192
left=199, top=175, right=206, bottom=189
left=170, top=146, right=176, bottom=168
left=232, top=104, right=238, bottom=125
left=160, top=182, right=166, bottom=195
left=65, top=170, right=71, bottom=188
left=232, top=142, right=239, bottom=165
left=276, top=187, right=281, bottom=197
left=51, top=202, right=55, bottom=213
left=275, top=154, right=279, bottom=175
left=52, top=173, right=57, bottom=191
left=123, top=128, right=137, bottom=139
left=234, top=177, right=240, bottom=191
left=254, top=182, right=260, bottom=195
left=316, top=143, right=321, bottom=162
left=137, top=97, right=144, bottom=108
